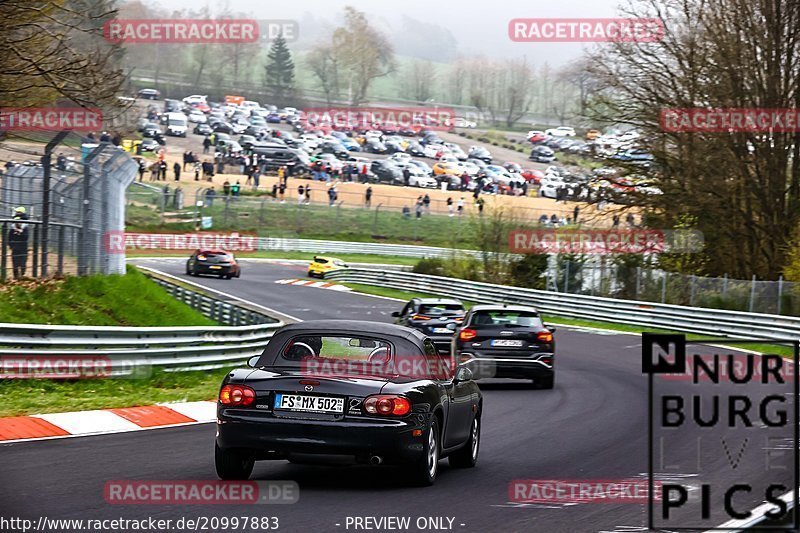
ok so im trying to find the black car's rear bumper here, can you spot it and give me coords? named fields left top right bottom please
left=459, top=351, right=553, bottom=379
left=194, top=264, right=235, bottom=275
left=216, top=410, right=430, bottom=463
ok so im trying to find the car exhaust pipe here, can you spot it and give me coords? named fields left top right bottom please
left=369, top=455, right=383, bottom=465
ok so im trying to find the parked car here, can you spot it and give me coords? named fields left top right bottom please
left=370, top=160, right=403, bottom=184
left=137, top=88, right=160, bottom=100
left=455, top=305, right=555, bottom=388
left=467, top=146, right=492, bottom=163
left=544, top=126, right=576, bottom=137
left=186, top=250, right=241, bottom=279
left=529, top=146, right=556, bottom=163
left=215, top=321, right=482, bottom=485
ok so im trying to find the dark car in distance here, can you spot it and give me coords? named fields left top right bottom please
left=215, top=321, right=482, bottom=486
left=137, top=88, right=161, bottom=100
left=454, top=305, right=556, bottom=389
left=369, top=160, right=402, bottom=184
left=186, top=249, right=241, bottom=279
left=393, top=298, right=466, bottom=354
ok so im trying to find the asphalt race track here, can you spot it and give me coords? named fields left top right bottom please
left=0, top=259, right=795, bottom=533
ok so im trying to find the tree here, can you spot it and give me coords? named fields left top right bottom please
left=586, top=0, right=800, bottom=279
left=0, top=0, right=126, bottom=109
left=399, top=59, right=435, bottom=102
left=330, top=7, right=395, bottom=105
left=307, top=43, right=340, bottom=105
left=264, top=35, right=296, bottom=104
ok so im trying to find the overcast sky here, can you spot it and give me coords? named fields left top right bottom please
left=129, top=0, right=628, bottom=65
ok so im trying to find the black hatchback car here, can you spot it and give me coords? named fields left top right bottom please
left=454, top=305, right=556, bottom=389
left=215, top=321, right=482, bottom=486
left=186, top=249, right=241, bottom=279
left=393, top=298, right=466, bottom=354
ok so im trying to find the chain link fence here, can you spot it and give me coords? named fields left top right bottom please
left=0, top=131, right=138, bottom=281
left=547, top=258, right=797, bottom=316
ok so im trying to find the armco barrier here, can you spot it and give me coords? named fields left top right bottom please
left=324, top=268, right=800, bottom=340
left=0, top=271, right=284, bottom=374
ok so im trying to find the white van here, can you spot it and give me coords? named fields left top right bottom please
left=165, top=112, right=188, bottom=137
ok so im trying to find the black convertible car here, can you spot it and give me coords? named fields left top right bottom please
left=215, top=320, right=482, bottom=485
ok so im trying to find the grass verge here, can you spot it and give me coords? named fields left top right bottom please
left=0, top=368, right=226, bottom=418
left=0, top=266, right=216, bottom=326
left=127, top=250, right=420, bottom=266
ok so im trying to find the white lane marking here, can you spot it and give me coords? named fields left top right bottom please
left=162, top=400, right=217, bottom=422
left=32, top=410, right=140, bottom=435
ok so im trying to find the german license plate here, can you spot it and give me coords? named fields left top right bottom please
left=209, top=265, right=222, bottom=270
left=491, top=339, right=524, bottom=347
left=432, top=328, right=452, bottom=334
left=274, top=394, right=344, bottom=414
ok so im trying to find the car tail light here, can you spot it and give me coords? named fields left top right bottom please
left=411, top=314, right=430, bottom=321
left=197, top=254, right=207, bottom=261
left=363, top=395, right=411, bottom=416
left=537, top=331, right=554, bottom=343
left=219, top=384, right=256, bottom=407
left=459, top=328, right=477, bottom=341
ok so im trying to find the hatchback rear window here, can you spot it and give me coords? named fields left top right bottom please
left=470, top=311, right=542, bottom=327
left=418, top=304, right=465, bottom=316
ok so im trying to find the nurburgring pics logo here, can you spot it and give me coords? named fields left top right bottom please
left=661, top=108, right=800, bottom=133
left=104, top=232, right=258, bottom=253
left=103, top=19, right=298, bottom=44
left=508, top=229, right=704, bottom=255
left=302, top=107, right=457, bottom=133
left=104, top=480, right=298, bottom=505
left=509, top=18, right=665, bottom=42
left=0, top=108, right=102, bottom=131
left=509, top=479, right=662, bottom=504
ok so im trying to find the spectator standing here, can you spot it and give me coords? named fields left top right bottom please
left=56, top=153, right=67, bottom=171
left=205, top=187, right=216, bottom=207
left=194, top=162, right=200, bottom=181
left=415, top=199, right=423, bottom=218
left=232, top=182, right=241, bottom=198
left=402, top=205, right=411, bottom=218
left=182, top=151, right=190, bottom=171
left=298, top=184, right=305, bottom=205
left=137, top=159, right=146, bottom=182
left=539, top=214, right=548, bottom=225
left=423, top=194, right=431, bottom=214
left=447, top=196, right=454, bottom=217
left=550, top=213, right=559, bottom=226
left=612, top=214, right=620, bottom=227
left=203, top=136, right=211, bottom=154
left=305, top=185, right=312, bottom=205
left=626, top=213, right=636, bottom=227
left=328, top=185, right=336, bottom=206
left=457, top=197, right=465, bottom=216
left=365, top=186, right=373, bottom=207
left=573, top=206, right=580, bottom=224
left=271, top=183, right=278, bottom=201
left=476, top=197, right=485, bottom=216
left=360, top=164, right=368, bottom=182
left=173, top=162, right=181, bottom=181
left=403, top=167, right=411, bottom=187
left=223, top=181, right=231, bottom=196
left=159, top=160, right=167, bottom=181
left=8, top=207, right=29, bottom=279
left=278, top=181, right=286, bottom=203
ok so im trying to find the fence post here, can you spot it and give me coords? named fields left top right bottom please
left=661, top=272, right=667, bottom=303
left=259, top=199, right=266, bottom=227
left=722, top=273, right=728, bottom=297
left=777, top=275, right=784, bottom=315
left=749, top=274, right=756, bottom=313
left=635, top=266, right=641, bottom=299
left=373, top=204, right=382, bottom=235
left=31, top=224, right=40, bottom=278
left=689, top=275, right=696, bottom=306
left=1, top=222, right=6, bottom=283
left=41, top=131, right=68, bottom=277
left=564, top=260, right=570, bottom=293
left=57, top=225, right=65, bottom=275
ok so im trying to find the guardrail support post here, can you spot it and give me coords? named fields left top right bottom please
left=749, top=274, right=757, bottom=313
left=1, top=222, right=6, bottom=283
left=661, top=273, right=667, bottom=303
left=777, top=275, right=784, bottom=315
left=564, top=261, right=570, bottom=293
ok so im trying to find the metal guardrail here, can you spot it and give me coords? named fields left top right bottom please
left=0, top=272, right=283, bottom=373
left=325, top=268, right=800, bottom=341
left=261, top=237, right=476, bottom=258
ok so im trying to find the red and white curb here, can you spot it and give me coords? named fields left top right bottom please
left=0, top=401, right=217, bottom=444
left=275, top=279, right=352, bottom=291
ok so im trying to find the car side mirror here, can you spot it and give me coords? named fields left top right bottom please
left=247, top=355, right=261, bottom=368
left=454, top=366, right=473, bottom=383
left=391, top=311, right=400, bottom=317
left=545, top=325, right=557, bottom=333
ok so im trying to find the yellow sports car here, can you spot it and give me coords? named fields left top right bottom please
left=432, top=162, right=461, bottom=176
left=307, top=256, right=349, bottom=278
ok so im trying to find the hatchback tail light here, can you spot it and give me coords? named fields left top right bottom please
left=219, top=384, right=256, bottom=407
left=459, top=328, right=477, bottom=341
left=411, top=314, right=431, bottom=321
left=363, top=395, right=411, bottom=416
left=537, top=331, right=554, bottom=343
